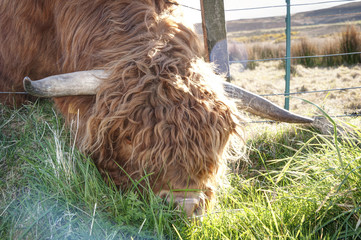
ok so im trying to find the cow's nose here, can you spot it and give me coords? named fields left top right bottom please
left=174, top=197, right=201, bottom=217
left=159, top=190, right=204, bottom=217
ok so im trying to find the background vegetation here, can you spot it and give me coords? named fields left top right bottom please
left=229, top=25, right=361, bottom=69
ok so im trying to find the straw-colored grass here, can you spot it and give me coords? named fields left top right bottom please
left=231, top=61, right=361, bottom=121
left=229, top=25, right=361, bottom=68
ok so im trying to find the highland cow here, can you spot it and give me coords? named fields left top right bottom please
left=0, top=0, right=312, bottom=217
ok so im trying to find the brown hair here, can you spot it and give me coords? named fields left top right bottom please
left=0, top=0, right=242, bottom=195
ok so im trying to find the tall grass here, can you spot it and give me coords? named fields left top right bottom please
left=292, top=37, right=320, bottom=67
left=1, top=102, right=361, bottom=239
left=323, top=38, right=342, bottom=67
left=230, top=25, right=361, bottom=68
left=0, top=102, right=183, bottom=239
left=229, top=42, right=285, bottom=70
left=293, top=25, right=361, bottom=67
left=340, top=25, right=361, bottom=65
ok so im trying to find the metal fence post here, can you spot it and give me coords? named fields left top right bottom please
left=200, top=0, right=231, bottom=81
left=284, top=0, right=291, bottom=110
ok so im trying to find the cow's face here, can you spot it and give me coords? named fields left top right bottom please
left=83, top=74, right=238, bottom=217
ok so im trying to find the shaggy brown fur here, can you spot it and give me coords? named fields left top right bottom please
left=0, top=0, right=241, bottom=208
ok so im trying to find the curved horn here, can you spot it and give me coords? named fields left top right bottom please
left=23, top=70, right=105, bottom=97
left=223, top=82, right=313, bottom=123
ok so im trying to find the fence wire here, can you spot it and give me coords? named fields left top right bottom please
left=260, top=86, right=361, bottom=97
left=230, top=51, right=361, bottom=64
left=225, top=0, right=358, bottom=12
left=3, top=86, right=361, bottom=97
left=178, top=0, right=359, bottom=12
left=248, top=113, right=361, bottom=124
left=0, top=92, right=27, bottom=94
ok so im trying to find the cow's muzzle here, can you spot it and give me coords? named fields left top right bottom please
left=159, top=190, right=205, bottom=218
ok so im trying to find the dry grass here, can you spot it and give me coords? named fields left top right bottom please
left=231, top=61, right=361, bottom=121
left=229, top=24, right=361, bottom=68
left=292, top=37, right=319, bottom=67
left=232, top=31, right=300, bottom=44
left=340, top=25, right=361, bottom=65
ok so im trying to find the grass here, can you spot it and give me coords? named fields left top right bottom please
left=229, top=24, right=361, bottom=68
left=232, top=31, right=300, bottom=44
left=0, top=101, right=184, bottom=239
left=340, top=25, right=361, bottom=65
left=1, top=100, right=361, bottom=239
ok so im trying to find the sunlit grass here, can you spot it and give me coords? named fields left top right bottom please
left=0, top=101, right=184, bottom=239
left=1, top=101, right=361, bottom=239
left=187, top=124, right=361, bottom=239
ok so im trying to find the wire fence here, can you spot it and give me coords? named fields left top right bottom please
left=220, top=0, right=361, bottom=121
left=0, top=92, right=27, bottom=94
left=230, top=51, right=361, bottom=64
left=260, top=86, right=361, bottom=97
left=178, top=0, right=360, bottom=12
left=249, top=113, right=361, bottom=124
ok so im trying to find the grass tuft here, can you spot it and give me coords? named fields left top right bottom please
left=340, top=25, right=361, bottom=65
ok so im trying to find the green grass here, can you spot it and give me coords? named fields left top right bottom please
left=0, top=101, right=184, bottom=239
left=1, top=101, right=361, bottom=239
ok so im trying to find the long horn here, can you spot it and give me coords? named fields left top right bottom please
left=223, top=81, right=313, bottom=123
left=24, top=70, right=312, bottom=123
left=23, top=70, right=105, bottom=97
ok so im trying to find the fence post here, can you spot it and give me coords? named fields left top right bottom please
left=200, top=0, right=230, bottom=81
left=284, top=0, right=291, bottom=110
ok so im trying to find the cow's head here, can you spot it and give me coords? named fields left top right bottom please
left=24, top=66, right=312, bottom=217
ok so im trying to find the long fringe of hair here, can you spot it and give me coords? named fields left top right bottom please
left=0, top=0, right=244, bottom=192
left=76, top=0, right=244, bottom=192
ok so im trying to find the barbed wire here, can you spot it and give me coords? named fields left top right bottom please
left=178, top=0, right=359, bottom=12
left=295, top=10, right=361, bottom=20
left=176, top=3, right=200, bottom=11
left=248, top=113, right=361, bottom=124
left=0, top=92, right=27, bottom=94
left=229, top=51, right=361, bottom=64
left=2, top=85, right=361, bottom=96
left=225, top=0, right=358, bottom=12
left=260, top=86, right=361, bottom=97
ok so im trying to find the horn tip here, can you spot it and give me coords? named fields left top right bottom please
left=23, top=76, right=45, bottom=97
left=23, top=76, right=31, bottom=82
left=23, top=76, right=32, bottom=90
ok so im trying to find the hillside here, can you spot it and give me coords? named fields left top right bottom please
left=195, top=2, right=361, bottom=34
